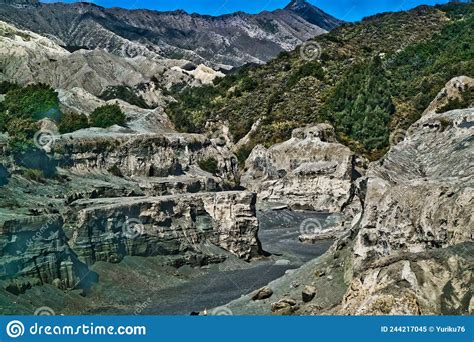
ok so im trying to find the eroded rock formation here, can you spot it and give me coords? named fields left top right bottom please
left=241, top=124, right=356, bottom=212
left=54, top=132, right=238, bottom=182
left=0, top=20, right=222, bottom=110
left=222, top=106, right=473, bottom=316
left=0, top=127, right=260, bottom=294
left=342, top=107, right=473, bottom=315
left=66, top=191, right=260, bottom=264
left=423, top=76, right=474, bottom=115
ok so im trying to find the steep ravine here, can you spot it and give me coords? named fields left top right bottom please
left=223, top=104, right=473, bottom=316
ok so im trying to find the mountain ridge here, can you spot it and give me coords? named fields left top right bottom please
left=0, top=0, right=343, bottom=68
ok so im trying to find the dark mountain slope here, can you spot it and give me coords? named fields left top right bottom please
left=0, top=0, right=343, bottom=68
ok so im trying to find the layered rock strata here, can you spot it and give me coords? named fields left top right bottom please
left=0, top=127, right=260, bottom=293
left=65, top=191, right=260, bottom=264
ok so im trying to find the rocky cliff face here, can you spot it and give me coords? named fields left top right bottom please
left=54, top=131, right=238, bottom=180
left=0, top=0, right=342, bottom=69
left=241, top=124, right=356, bottom=212
left=66, top=191, right=260, bottom=264
left=0, top=213, right=96, bottom=292
left=342, top=107, right=473, bottom=315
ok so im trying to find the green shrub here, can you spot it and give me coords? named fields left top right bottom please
left=3, top=83, right=61, bottom=121
left=23, top=168, right=44, bottom=182
left=58, top=112, right=90, bottom=134
left=1, top=84, right=61, bottom=148
left=240, top=77, right=258, bottom=92
left=89, top=104, right=126, bottom=128
left=5, top=118, right=38, bottom=150
left=286, top=62, right=325, bottom=89
left=198, top=157, right=219, bottom=175
left=166, top=85, right=220, bottom=132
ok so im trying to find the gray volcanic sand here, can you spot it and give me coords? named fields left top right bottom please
left=145, top=209, right=333, bottom=315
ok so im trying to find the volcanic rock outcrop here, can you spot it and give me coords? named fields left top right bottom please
left=54, top=132, right=238, bottom=181
left=342, top=107, right=473, bottom=315
left=241, top=124, right=356, bottom=212
left=66, top=191, right=260, bottom=264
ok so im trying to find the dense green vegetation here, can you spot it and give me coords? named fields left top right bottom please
left=3, top=83, right=61, bottom=122
left=23, top=168, right=44, bottom=182
left=58, top=112, right=90, bottom=134
left=89, top=104, right=126, bottom=128
left=0, top=83, right=61, bottom=147
left=235, top=144, right=254, bottom=167
left=0, top=81, right=19, bottom=94
left=166, top=3, right=474, bottom=159
left=286, top=61, right=325, bottom=89
left=168, top=84, right=219, bottom=133
left=321, top=57, right=394, bottom=151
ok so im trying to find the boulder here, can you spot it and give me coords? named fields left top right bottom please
left=252, top=287, right=273, bottom=301
left=302, top=285, right=317, bottom=302
left=271, top=297, right=298, bottom=314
